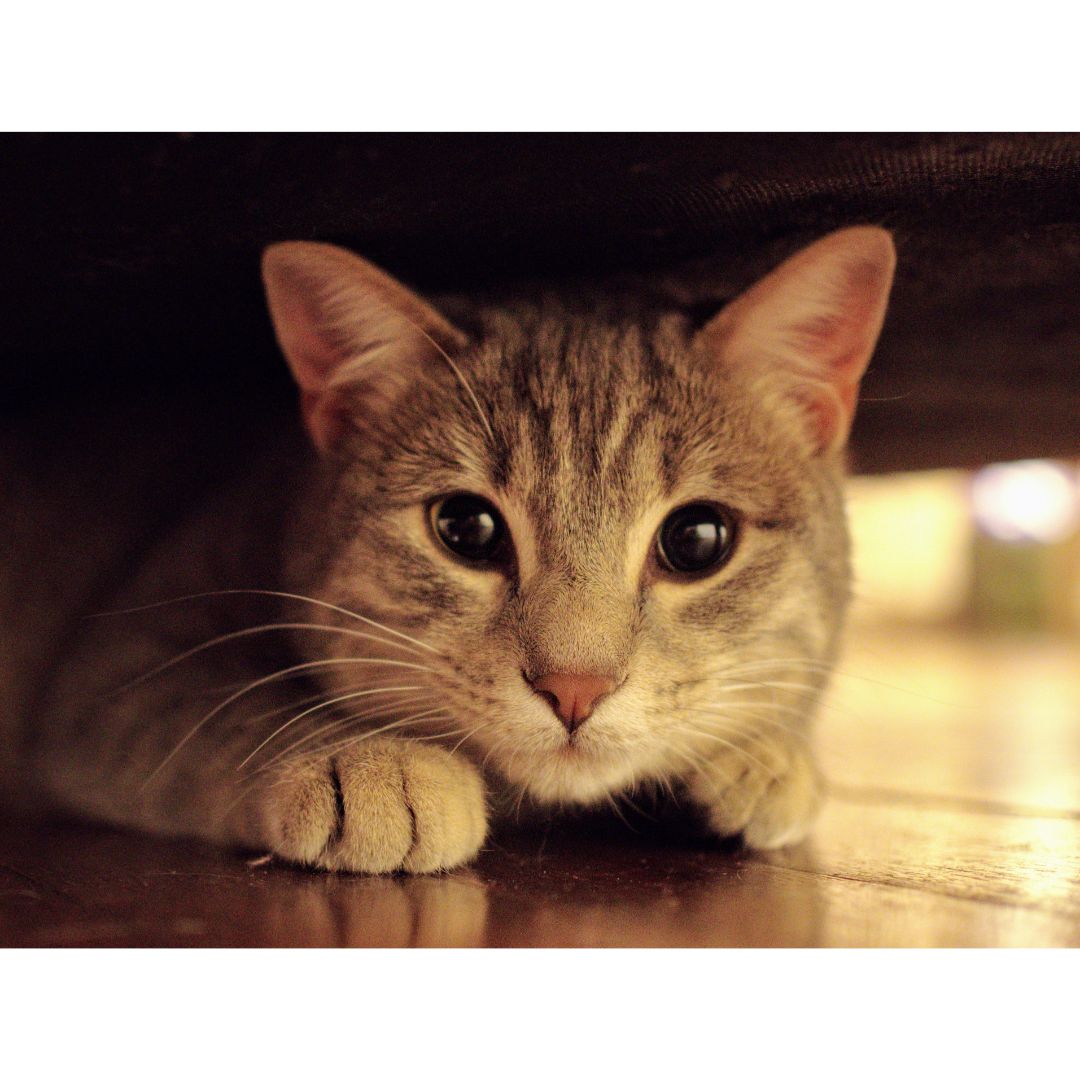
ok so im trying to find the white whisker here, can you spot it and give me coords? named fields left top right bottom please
left=668, top=728, right=781, bottom=783
left=142, top=656, right=436, bottom=787
left=88, top=588, right=442, bottom=656
left=677, top=706, right=815, bottom=747
left=254, top=691, right=435, bottom=771
left=268, top=710, right=455, bottom=773
left=393, top=311, right=495, bottom=444
left=446, top=720, right=491, bottom=757
left=112, top=621, right=428, bottom=696
left=605, top=791, right=638, bottom=832
left=236, top=684, right=427, bottom=770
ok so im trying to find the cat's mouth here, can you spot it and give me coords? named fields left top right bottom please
left=553, top=735, right=593, bottom=757
left=493, top=729, right=644, bottom=805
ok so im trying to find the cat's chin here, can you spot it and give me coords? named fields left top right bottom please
left=494, top=742, right=645, bottom=807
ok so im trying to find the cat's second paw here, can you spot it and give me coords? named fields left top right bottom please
left=261, top=738, right=487, bottom=874
left=684, top=737, right=823, bottom=850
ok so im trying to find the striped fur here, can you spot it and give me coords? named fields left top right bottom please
left=0, top=228, right=894, bottom=871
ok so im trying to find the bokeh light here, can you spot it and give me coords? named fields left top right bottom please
left=970, top=460, right=1080, bottom=544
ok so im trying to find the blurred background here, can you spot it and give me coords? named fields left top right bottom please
left=848, top=459, right=1080, bottom=634
left=823, top=458, right=1080, bottom=817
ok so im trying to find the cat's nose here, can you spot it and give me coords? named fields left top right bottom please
left=529, top=671, right=617, bottom=733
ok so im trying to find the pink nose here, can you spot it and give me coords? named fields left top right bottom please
left=529, top=671, right=617, bottom=733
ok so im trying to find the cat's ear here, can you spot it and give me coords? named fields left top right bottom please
left=695, top=226, right=896, bottom=454
left=261, top=241, right=467, bottom=453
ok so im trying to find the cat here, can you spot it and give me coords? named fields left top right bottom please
left=0, top=226, right=895, bottom=873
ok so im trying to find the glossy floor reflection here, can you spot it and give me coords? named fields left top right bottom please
left=3, top=628, right=1079, bottom=947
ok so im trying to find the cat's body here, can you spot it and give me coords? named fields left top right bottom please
left=0, top=228, right=895, bottom=872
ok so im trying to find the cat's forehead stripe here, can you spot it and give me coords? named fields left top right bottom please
left=479, top=318, right=682, bottom=505
left=465, top=309, right=808, bottom=522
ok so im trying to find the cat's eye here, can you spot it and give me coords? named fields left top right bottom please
left=656, top=503, right=737, bottom=576
left=431, top=493, right=507, bottom=563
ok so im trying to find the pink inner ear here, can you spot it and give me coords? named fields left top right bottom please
left=792, top=385, right=844, bottom=450
left=698, top=228, right=894, bottom=455
left=267, top=273, right=356, bottom=451
left=794, top=289, right=882, bottom=384
left=264, top=242, right=474, bottom=457
left=834, top=380, right=858, bottom=420
left=792, top=339, right=870, bottom=451
left=274, top=288, right=345, bottom=395
left=789, top=263, right=891, bottom=445
left=299, top=388, right=349, bottom=454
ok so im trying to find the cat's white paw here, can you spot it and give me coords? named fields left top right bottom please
left=261, top=738, right=487, bottom=873
left=684, top=737, right=823, bottom=850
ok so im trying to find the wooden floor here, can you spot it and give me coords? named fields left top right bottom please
left=2, top=626, right=1079, bottom=947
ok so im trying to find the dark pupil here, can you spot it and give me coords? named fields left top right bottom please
left=661, top=506, right=729, bottom=573
left=436, top=495, right=502, bottom=560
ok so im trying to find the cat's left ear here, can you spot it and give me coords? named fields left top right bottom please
left=695, top=226, right=896, bottom=454
left=261, top=241, right=468, bottom=453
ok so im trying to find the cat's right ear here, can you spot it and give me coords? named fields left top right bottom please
left=261, top=242, right=467, bottom=453
left=694, top=226, right=896, bottom=455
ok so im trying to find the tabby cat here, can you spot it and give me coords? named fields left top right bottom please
left=0, top=226, right=895, bottom=873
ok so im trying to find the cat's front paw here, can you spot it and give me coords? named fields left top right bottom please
left=261, top=738, right=487, bottom=874
left=684, top=737, right=823, bottom=850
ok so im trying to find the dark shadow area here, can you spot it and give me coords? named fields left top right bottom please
left=4, top=133, right=1080, bottom=470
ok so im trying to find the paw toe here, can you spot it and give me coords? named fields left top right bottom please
left=263, top=739, right=487, bottom=874
left=688, top=743, right=822, bottom=851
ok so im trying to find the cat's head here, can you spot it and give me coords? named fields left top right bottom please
left=261, top=228, right=895, bottom=805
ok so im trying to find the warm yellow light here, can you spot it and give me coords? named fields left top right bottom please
left=971, top=460, right=1080, bottom=544
left=846, top=470, right=973, bottom=625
